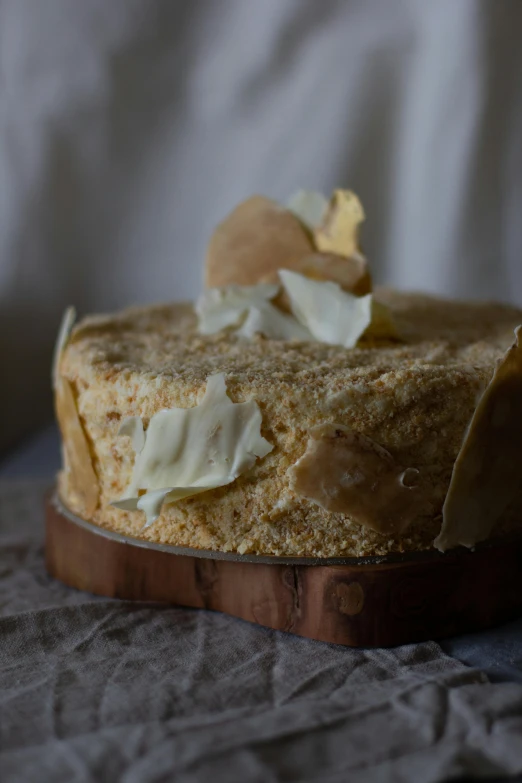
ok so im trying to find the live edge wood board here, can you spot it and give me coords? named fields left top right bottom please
left=45, top=493, right=522, bottom=648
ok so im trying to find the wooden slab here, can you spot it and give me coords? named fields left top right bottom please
left=45, top=494, right=522, bottom=647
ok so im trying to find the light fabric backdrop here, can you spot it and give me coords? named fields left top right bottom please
left=1, top=0, right=521, bottom=452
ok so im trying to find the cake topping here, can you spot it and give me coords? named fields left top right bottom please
left=283, top=189, right=371, bottom=294
left=196, top=281, right=310, bottom=340
left=206, top=188, right=372, bottom=296
left=205, top=195, right=313, bottom=289
left=278, top=270, right=373, bottom=348
left=287, top=189, right=328, bottom=232
left=53, top=308, right=99, bottom=517
left=236, top=302, right=312, bottom=341
left=112, top=373, right=273, bottom=527
left=118, top=416, right=146, bottom=454
left=52, top=306, right=76, bottom=388
left=289, top=424, right=424, bottom=535
left=367, top=299, right=401, bottom=341
left=55, top=377, right=100, bottom=518
left=268, top=252, right=371, bottom=297
left=196, top=283, right=279, bottom=334
left=287, top=188, right=365, bottom=262
left=435, top=326, right=522, bottom=551
left=197, top=268, right=397, bottom=346
left=201, top=187, right=397, bottom=344
left=313, top=189, right=365, bottom=259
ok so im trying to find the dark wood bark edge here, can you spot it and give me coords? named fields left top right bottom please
left=45, top=494, right=522, bottom=647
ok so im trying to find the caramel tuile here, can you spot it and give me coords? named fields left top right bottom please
left=205, top=196, right=313, bottom=289
left=289, top=424, right=424, bottom=535
left=435, top=326, right=522, bottom=551
left=55, top=375, right=99, bottom=518
left=53, top=307, right=99, bottom=518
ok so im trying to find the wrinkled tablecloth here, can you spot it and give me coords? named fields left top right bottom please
left=1, top=479, right=522, bottom=783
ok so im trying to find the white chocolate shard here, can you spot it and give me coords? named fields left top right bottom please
left=52, top=307, right=76, bottom=389
left=113, top=373, right=273, bottom=527
left=236, top=303, right=312, bottom=341
left=286, top=190, right=328, bottom=231
left=196, top=283, right=279, bottom=335
left=196, top=282, right=310, bottom=341
left=279, top=269, right=373, bottom=348
left=118, top=416, right=145, bottom=455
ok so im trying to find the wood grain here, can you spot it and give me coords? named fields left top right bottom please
left=45, top=495, right=522, bottom=647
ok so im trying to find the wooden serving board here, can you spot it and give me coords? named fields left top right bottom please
left=45, top=493, right=522, bottom=648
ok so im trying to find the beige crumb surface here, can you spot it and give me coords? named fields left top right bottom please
left=57, top=290, right=522, bottom=557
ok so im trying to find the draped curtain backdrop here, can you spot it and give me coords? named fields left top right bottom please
left=1, top=0, right=521, bottom=453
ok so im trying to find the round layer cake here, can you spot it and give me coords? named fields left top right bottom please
left=57, top=289, right=522, bottom=558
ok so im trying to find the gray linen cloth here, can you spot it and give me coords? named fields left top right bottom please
left=1, top=480, right=522, bottom=783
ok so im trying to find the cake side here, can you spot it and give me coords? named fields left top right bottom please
left=57, top=291, right=522, bottom=557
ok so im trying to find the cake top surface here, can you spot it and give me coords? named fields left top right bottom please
left=63, top=289, right=522, bottom=392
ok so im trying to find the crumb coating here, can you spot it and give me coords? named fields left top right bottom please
left=58, top=290, right=522, bottom=557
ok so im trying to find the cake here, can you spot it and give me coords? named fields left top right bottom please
left=54, top=189, right=522, bottom=558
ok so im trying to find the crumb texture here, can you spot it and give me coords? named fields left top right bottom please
left=57, top=291, right=522, bottom=557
